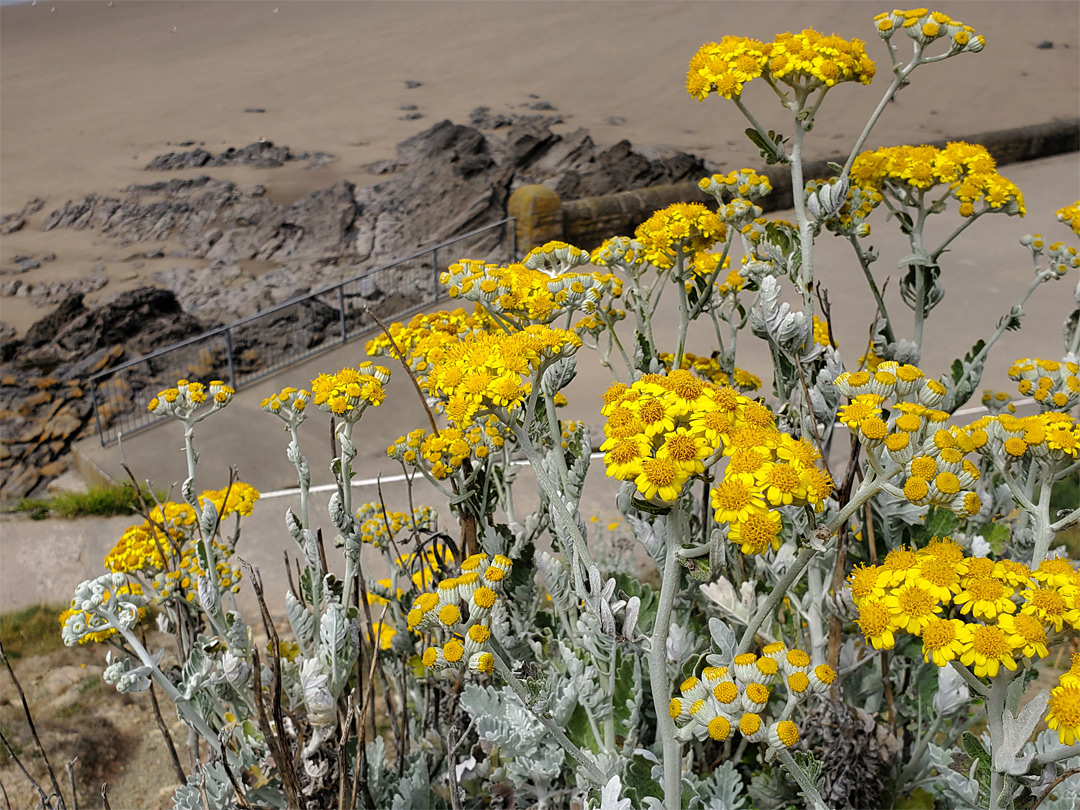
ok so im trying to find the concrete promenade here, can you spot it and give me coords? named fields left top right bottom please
left=2, top=152, right=1077, bottom=614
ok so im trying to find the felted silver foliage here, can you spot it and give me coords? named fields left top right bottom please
left=689, top=760, right=748, bottom=810
left=103, top=650, right=156, bottom=694
left=285, top=589, right=315, bottom=655
left=928, top=742, right=981, bottom=810
left=172, top=762, right=234, bottom=810
left=806, top=177, right=850, bottom=223
left=994, top=690, right=1048, bottom=776
left=199, top=499, right=219, bottom=538
left=299, top=657, right=336, bottom=726
left=749, top=276, right=822, bottom=362
left=542, top=357, right=578, bottom=396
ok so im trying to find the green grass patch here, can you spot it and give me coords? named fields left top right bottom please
left=14, top=484, right=164, bottom=520
left=0, top=604, right=67, bottom=661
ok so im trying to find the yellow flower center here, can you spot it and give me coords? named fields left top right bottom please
left=884, top=547, right=917, bottom=571
left=642, top=457, right=678, bottom=486
left=664, top=433, right=699, bottom=462
left=897, top=585, right=936, bottom=617
left=745, top=683, right=770, bottom=703
left=1049, top=685, right=1080, bottom=727
left=1028, top=587, right=1065, bottom=614
left=971, top=625, right=1011, bottom=657
left=765, top=463, right=800, bottom=492
left=775, top=720, right=799, bottom=747
left=714, top=682, right=739, bottom=703
left=922, top=618, right=957, bottom=649
left=857, top=601, right=893, bottom=635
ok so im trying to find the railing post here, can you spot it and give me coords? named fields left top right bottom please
left=432, top=247, right=439, bottom=300
left=91, top=376, right=106, bottom=447
left=224, top=329, right=236, bottom=387
left=338, top=285, right=348, bottom=343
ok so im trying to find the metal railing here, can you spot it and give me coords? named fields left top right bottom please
left=88, top=218, right=516, bottom=445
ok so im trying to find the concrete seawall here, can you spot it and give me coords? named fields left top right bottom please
left=510, top=118, right=1080, bottom=251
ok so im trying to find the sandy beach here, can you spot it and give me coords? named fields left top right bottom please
left=1, top=1, right=1078, bottom=335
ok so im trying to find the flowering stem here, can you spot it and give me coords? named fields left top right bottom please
left=1030, top=465, right=1056, bottom=568
left=789, top=119, right=816, bottom=341
left=737, top=471, right=890, bottom=655
left=848, top=235, right=895, bottom=344
left=489, top=646, right=606, bottom=785
left=649, top=511, right=685, bottom=810
left=842, top=45, right=922, bottom=178
left=948, top=660, right=990, bottom=698
left=103, top=607, right=221, bottom=751
left=674, top=253, right=690, bottom=369
left=776, top=748, right=830, bottom=810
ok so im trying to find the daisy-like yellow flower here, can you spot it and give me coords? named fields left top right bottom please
left=727, top=509, right=783, bottom=556
left=914, top=554, right=964, bottom=603
left=954, top=577, right=1016, bottom=620
left=959, top=623, right=1017, bottom=678
left=880, top=545, right=919, bottom=587
left=1020, top=586, right=1079, bottom=632
left=711, top=473, right=768, bottom=524
left=996, top=613, right=1049, bottom=660
left=885, top=581, right=942, bottom=634
left=920, top=617, right=968, bottom=667
left=847, top=563, right=885, bottom=607
left=856, top=599, right=898, bottom=650
left=635, top=456, right=690, bottom=504
left=1046, top=684, right=1080, bottom=745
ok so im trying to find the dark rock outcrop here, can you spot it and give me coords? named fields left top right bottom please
left=0, top=288, right=205, bottom=502
left=144, top=140, right=335, bottom=171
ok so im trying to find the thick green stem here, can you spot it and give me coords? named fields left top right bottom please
left=649, top=513, right=684, bottom=810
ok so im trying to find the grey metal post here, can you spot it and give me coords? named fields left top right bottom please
left=432, top=247, right=439, bottom=300
left=224, top=330, right=237, bottom=387
left=338, top=285, right=348, bottom=343
left=91, top=378, right=106, bottom=446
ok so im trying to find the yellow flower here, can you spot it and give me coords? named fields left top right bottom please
left=728, top=509, right=783, bottom=556
left=856, top=599, right=898, bottom=650
left=954, top=577, right=1016, bottom=620
left=959, top=624, right=1017, bottom=678
left=1046, top=684, right=1080, bottom=745
left=885, top=581, right=942, bottom=634
left=996, top=613, right=1048, bottom=659
left=920, top=618, right=968, bottom=666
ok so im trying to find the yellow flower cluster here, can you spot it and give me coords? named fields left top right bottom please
left=148, top=379, right=235, bottom=418
left=422, top=326, right=582, bottom=428
left=687, top=29, right=875, bottom=102
left=440, top=252, right=622, bottom=326
left=355, top=503, right=436, bottom=547
left=151, top=538, right=243, bottom=603
left=848, top=537, right=1080, bottom=679
left=849, top=142, right=1025, bottom=218
left=1046, top=653, right=1080, bottom=744
left=698, top=169, right=773, bottom=203
left=366, top=542, right=452, bottom=650
left=310, top=363, right=389, bottom=421
left=1047, top=242, right=1080, bottom=276
left=835, top=363, right=983, bottom=517
left=413, top=553, right=513, bottom=674
left=669, top=644, right=835, bottom=749
left=962, top=412, right=1079, bottom=464
left=58, top=582, right=147, bottom=644
left=873, top=9, right=984, bottom=52
left=260, top=386, right=310, bottom=419
left=656, top=352, right=761, bottom=393
left=601, top=371, right=832, bottom=548
left=1057, top=201, right=1080, bottom=236
left=104, top=485, right=259, bottom=576
left=1007, top=358, right=1080, bottom=412
left=199, top=482, right=260, bottom=519
left=388, top=420, right=508, bottom=480
left=634, top=203, right=727, bottom=270
left=812, top=316, right=831, bottom=348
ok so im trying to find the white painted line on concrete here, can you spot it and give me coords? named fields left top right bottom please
left=258, top=397, right=1037, bottom=500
